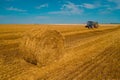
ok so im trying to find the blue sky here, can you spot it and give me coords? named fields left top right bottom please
left=0, top=0, right=120, bottom=24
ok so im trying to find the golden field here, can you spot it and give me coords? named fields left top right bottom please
left=0, top=24, right=120, bottom=80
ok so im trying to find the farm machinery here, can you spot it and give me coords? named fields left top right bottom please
left=85, top=21, right=99, bottom=28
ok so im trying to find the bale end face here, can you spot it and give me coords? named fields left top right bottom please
left=19, top=29, right=64, bottom=66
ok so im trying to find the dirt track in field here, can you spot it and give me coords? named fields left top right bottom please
left=0, top=25, right=120, bottom=80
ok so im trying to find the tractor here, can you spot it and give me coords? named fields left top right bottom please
left=85, top=21, right=99, bottom=29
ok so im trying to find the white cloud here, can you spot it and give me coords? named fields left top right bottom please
left=81, top=3, right=96, bottom=9
left=49, top=2, right=83, bottom=15
left=36, top=4, right=48, bottom=9
left=6, top=7, right=27, bottom=12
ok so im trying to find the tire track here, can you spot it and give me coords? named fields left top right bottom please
left=73, top=45, right=116, bottom=80
left=73, top=39, right=120, bottom=80
left=86, top=55, right=120, bottom=80
left=65, top=45, right=114, bottom=80
left=84, top=43, right=120, bottom=80
left=65, top=27, right=120, bottom=48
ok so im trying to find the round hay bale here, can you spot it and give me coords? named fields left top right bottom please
left=19, top=28, right=64, bottom=66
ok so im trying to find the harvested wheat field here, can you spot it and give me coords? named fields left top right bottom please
left=0, top=24, right=120, bottom=80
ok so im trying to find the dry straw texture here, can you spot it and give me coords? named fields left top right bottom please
left=19, top=27, right=64, bottom=66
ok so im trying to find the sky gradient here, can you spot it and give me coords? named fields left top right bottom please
left=0, top=0, right=120, bottom=24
